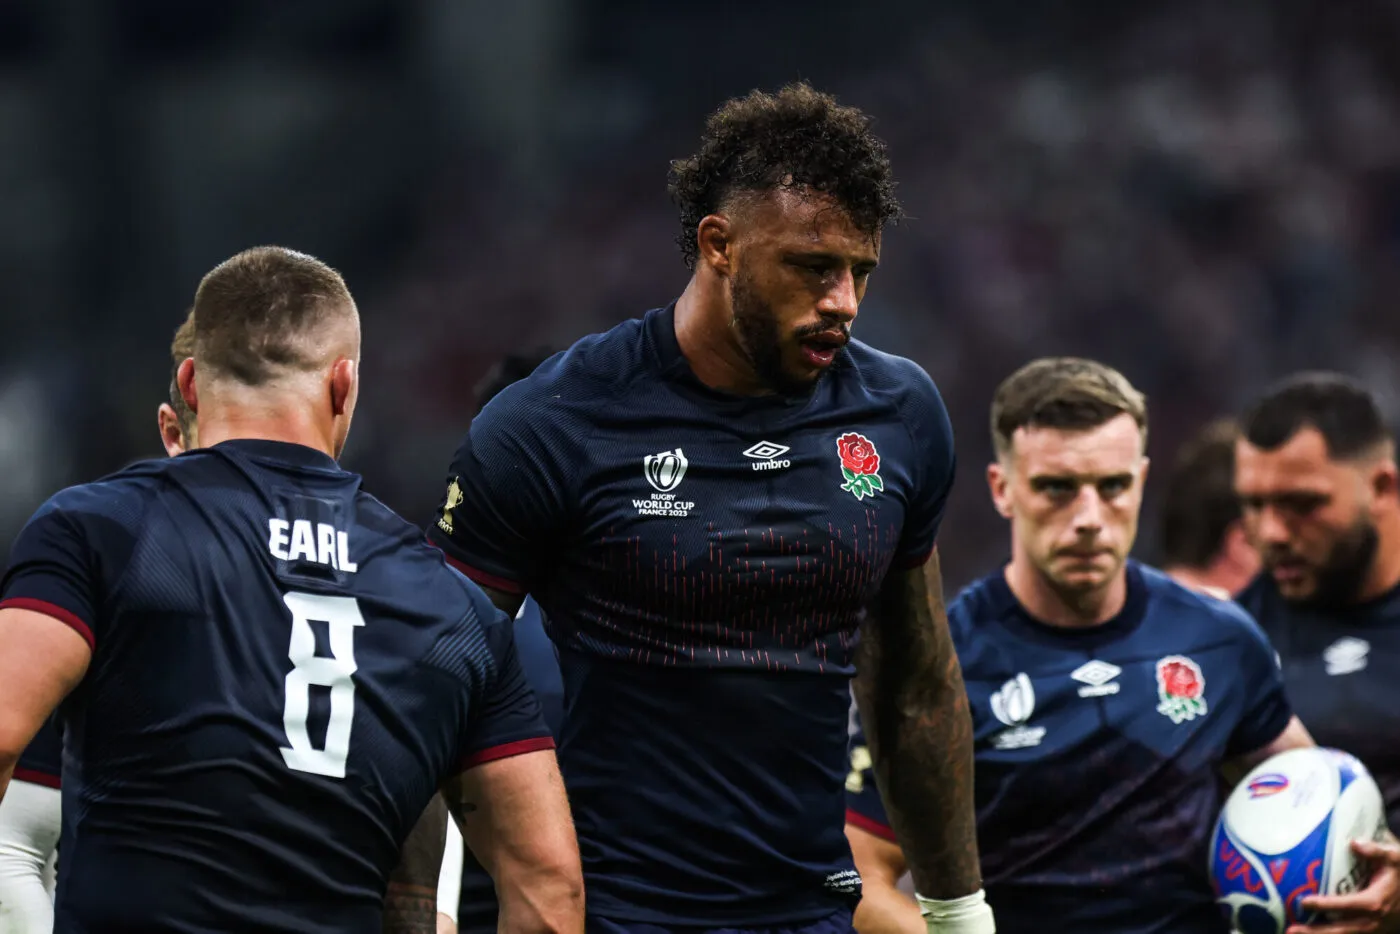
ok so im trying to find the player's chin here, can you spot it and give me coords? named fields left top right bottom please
left=1050, top=558, right=1116, bottom=591
left=1274, top=576, right=1318, bottom=601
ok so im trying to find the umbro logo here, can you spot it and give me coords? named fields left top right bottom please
left=743, top=440, right=791, bottom=472
left=1071, top=660, right=1121, bottom=697
left=1324, top=637, right=1369, bottom=676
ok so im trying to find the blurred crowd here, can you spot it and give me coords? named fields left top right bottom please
left=5, top=0, right=1400, bottom=591
left=371, top=0, right=1400, bottom=588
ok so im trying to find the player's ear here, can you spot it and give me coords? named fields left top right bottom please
left=157, top=404, right=185, bottom=457
left=987, top=461, right=1014, bottom=519
left=330, top=357, right=357, bottom=418
left=176, top=358, right=198, bottom=414
left=696, top=214, right=733, bottom=277
left=1369, top=459, right=1398, bottom=505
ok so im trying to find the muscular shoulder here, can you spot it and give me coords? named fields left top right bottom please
left=34, top=460, right=171, bottom=537
left=843, top=342, right=947, bottom=420
left=945, top=572, right=1011, bottom=655
left=472, top=317, right=653, bottom=443
left=1140, top=564, right=1271, bottom=647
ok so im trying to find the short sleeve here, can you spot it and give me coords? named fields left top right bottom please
left=458, top=599, right=555, bottom=770
left=0, top=496, right=103, bottom=652
left=845, top=713, right=896, bottom=841
left=426, top=381, right=573, bottom=595
left=893, top=366, right=956, bottom=569
left=1225, top=606, right=1294, bottom=758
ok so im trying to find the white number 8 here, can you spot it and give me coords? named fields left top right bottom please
left=278, top=591, right=366, bottom=779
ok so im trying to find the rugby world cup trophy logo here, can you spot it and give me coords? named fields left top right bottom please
left=836, top=432, right=884, bottom=501
left=1155, top=655, right=1208, bottom=724
left=644, top=448, right=689, bottom=493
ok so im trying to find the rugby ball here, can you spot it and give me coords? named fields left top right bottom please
left=1210, top=747, right=1387, bottom=933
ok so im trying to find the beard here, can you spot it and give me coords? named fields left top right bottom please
left=1290, top=518, right=1379, bottom=610
left=731, top=271, right=800, bottom=396
left=730, top=270, right=842, bottom=397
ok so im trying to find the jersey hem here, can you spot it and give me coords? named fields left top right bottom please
left=460, top=735, right=555, bottom=770
left=11, top=766, right=60, bottom=790
left=0, top=597, right=95, bottom=652
left=846, top=807, right=896, bottom=841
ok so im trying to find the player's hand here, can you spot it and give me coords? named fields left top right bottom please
left=435, top=912, right=457, bottom=934
left=1290, top=839, right=1400, bottom=934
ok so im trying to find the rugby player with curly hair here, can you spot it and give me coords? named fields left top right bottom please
left=425, top=83, right=989, bottom=934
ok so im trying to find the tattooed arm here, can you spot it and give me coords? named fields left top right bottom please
left=442, top=751, right=583, bottom=933
left=853, top=549, right=981, bottom=902
left=384, top=796, right=449, bottom=933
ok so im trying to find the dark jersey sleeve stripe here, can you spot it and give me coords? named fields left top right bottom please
left=458, top=736, right=556, bottom=771
left=11, top=766, right=61, bottom=789
left=0, top=597, right=95, bottom=652
left=845, top=807, right=896, bottom=842
left=429, top=537, right=527, bottom=595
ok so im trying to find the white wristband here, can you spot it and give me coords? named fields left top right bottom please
left=916, top=890, right=996, bottom=934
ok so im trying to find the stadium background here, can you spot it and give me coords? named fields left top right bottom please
left=1, top=0, right=1398, bottom=592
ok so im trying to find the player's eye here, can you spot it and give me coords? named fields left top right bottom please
left=1098, top=476, right=1132, bottom=497
left=1278, top=494, right=1328, bottom=516
left=1032, top=478, right=1077, bottom=497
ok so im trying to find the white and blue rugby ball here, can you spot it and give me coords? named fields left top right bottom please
left=1210, top=747, right=1387, bottom=933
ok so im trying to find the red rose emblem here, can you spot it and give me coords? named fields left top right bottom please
left=837, top=432, right=881, bottom=476
left=1161, top=661, right=1202, bottom=698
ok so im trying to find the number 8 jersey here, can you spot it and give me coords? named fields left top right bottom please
left=0, top=439, right=553, bottom=933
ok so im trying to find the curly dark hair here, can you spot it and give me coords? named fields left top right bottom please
left=667, top=82, right=902, bottom=270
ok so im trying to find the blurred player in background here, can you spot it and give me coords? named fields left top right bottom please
left=1236, top=372, right=1400, bottom=925
left=845, top=357, right=1316, bottom=934
left=1159, top=417, right=1260, bottom=599
left=426, top=84, right=989, bottom=934
left=0, top=310, right=196, bottom=933
left=0, top=247, right=583, bottom=933
left=434, top=350, right=566, bottom=934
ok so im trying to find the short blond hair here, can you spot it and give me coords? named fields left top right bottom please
left=193, top=246, right=354, bottom=386
left=991, top=357, right=1147, bottom=459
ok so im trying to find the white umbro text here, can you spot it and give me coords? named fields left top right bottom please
left=1070, top=660, right=1122, bottom=697
left=743, top=440, right=792, bottom=471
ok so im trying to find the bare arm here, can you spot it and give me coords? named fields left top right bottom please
left=0, top=608, right=90, bottom=801
left=442, top=750, right=583, bottom=934
left=853, top=550, right=981, bottom=900
left=847, top=822, right=922, bottom=934
left=384, top=796, right=449, bottom=934
left=1220, top=716, right=1314, bottom=788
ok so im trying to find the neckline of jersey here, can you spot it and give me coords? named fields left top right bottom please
left=1257, top=572, right=1400, bottom=623
left=210, top=438, right=342, bottom=472
left=987, top=560, right=1151, bottom=646
left=646, top=302, right=821, bottom=412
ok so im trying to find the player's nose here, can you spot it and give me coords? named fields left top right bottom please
left=1071, top=488, right=1106, bottom=532
left=817, top=269, right=859, bottom=322
left=1255, top=505, right=1291, bottom=545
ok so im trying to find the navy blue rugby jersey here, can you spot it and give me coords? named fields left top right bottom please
left=1238, top=575, right=1400, bottom=829
left=427, top=303, right=955, bottom=925
left=14, top=717, right=62, bottom=789
left=846, top=561, right=1292, bottom=934
left=0, top=439, right=552, bottom=934
left=457, top=598, right=565, bottom=934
